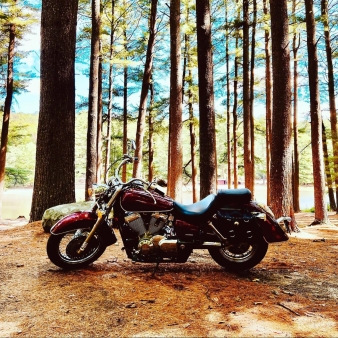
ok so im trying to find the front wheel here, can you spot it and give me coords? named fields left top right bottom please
left=47, top=230, right=106, bottom=269
left=208, top=236, right=268, bottom=271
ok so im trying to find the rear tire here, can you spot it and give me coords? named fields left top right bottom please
left=47, top=231, right=106, bottom=269
left=208, top=236, right=268, bottom=271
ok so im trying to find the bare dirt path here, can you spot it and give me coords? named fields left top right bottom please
left=1, top=213, right=338, bottom=337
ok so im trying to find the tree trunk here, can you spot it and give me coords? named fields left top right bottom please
left=148, top=81, right=154, bottom=182
left=104, top=0, right=115, bottom=183
left=322, top=123, right=336, bottom=210
left=96, top=48, right=103, bottom=183
left=122, top=62, right=128, bottom=182
left=188, top=67, right=198, bottom=203
left=243, top=0, right=253, bottom=194
left=85, top=0, right=101, bottom=200
left=269, top=0, right=295, bottom=228
left=249, top=0, right=257, bottom=196
left=305, top=0, right=328, bottom=224
left=167, top=0, right=183, bottom=201
left=225, top=0, right=231, bottom=189
left=292, top=0, right=300, bottom=212
left=0, top=21, right=15, bottom=218
left=133, top=0, right=158, bottom=178
left=263, top=0, right=272, bottom=206
left=122, top=21, right=128, bottom=182
left=30, top=0, right=78, bottom=221
left=196, top=0, right=217, bottom=198
left=232, top=13, right=240, bottom=190
left=321, top=0, right=338, bottom=212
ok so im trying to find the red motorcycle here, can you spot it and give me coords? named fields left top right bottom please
left=47, top=144, right=290, bottom=271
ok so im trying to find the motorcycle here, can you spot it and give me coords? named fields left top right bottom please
left=47, top=142, right=290, bottom=271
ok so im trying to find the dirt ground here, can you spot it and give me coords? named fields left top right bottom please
left=1, top=213, right=338, bottom=337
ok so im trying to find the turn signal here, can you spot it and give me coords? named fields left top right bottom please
left=88, top=188, right=94, bottom=197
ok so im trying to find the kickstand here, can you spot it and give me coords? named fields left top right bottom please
left=151, top=262, right=160, bottom=277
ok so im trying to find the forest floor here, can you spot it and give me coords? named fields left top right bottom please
left=1, top=213, right=338, bottom=337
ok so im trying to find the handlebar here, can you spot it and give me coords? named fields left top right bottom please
left=108, top=155, right=164, bottom=197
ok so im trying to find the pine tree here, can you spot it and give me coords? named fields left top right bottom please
left=30, top=0, right=78, bottom=222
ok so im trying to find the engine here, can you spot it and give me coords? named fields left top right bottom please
left=124, top=212, right=178, bottom=257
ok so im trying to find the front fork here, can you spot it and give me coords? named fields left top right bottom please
left=77, top=211, right=104, bottom=253
left=77, top=186, right=122, bottom=253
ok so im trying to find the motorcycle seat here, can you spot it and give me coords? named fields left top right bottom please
left=216, top=188, right=252, bottom=205
left=173, top=194, right=216, bottom=217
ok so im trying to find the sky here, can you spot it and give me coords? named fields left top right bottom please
left=14, top=25, right=89, bottom=115
left=12, top=21, right=335, bottom=119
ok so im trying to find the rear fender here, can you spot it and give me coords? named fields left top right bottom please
left=247, top=202, right=289, bottom=243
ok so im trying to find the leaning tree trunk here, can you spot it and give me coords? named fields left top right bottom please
left=263, top=0, right=272, bottom=206
left=167, top=0, right=183, bottom=201
left=269, top=0, right=296, bottom=229
left=243, top=0, right=253, bottom=195
left=0, top=21, right=15, bottom=218
left=196, top=0, right=217, bottom=198
left=322, top=0, right=338, bottom=211
left=133, top=0, right=158, bottom=178
left=30, top=0, right=78, bottom=222
left=85, top=0, right=101, bottom=200
left=305, top=0, right=328, bottom=224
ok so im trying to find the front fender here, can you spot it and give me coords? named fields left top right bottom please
left=50, top=211, right=98, bottom=235
left=50, top=211, right=117, bottom=246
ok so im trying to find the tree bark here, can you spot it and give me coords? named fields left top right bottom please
left=321, top=0, right=338, bottom=212
left=196, top=0, right=217, bottom=198
left=148, top=81, right=154, bottom=182
left=122, top=11, right=128, bottom=182
left=225, top=0, right=231, bottom=189
left=232, top=0, right=240, bottom=190
left=167, top=0, right=183, bottom=201
left=133, top=0, right=158, bottom=178
left=85, top=0, right=101, bottom=200
left=122, top=58, right=128, bottom=182
left=96, top=48, right=103, bottom=183
left=104, top=0, right=115, bottom=183
left=30, top=0, right=78, bottom=221
left=249, top=0, right=257, bottom=196
left=269, top=0, right=295, bottom=227
left=292, top=0, right=300, bottom=212
left=243, top=0, right=253, bottom=194
left=305, top=0, right=328, bottom=224
left=263, top=0, right=272, bottom=206
left=322, top=123, right=336, bottom=210
left=0, top=21, right=15, bottom=218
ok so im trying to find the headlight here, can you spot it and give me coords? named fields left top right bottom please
left=92, top=184, right=108, bottom=199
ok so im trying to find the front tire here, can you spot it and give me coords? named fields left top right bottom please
left=208, top=236, right=268, bottom=271
left=47, top=231, right=106, bottom=269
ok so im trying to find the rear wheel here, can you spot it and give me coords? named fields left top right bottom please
left=47, top=230, right=106, bottom=269
left=208, top=236, right=268, bottom=271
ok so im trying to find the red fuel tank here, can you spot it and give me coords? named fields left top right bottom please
left=120, top=188, right=174, bottom=212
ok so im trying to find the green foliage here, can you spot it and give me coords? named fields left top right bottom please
left=5, top=167, right=30, bottom=187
